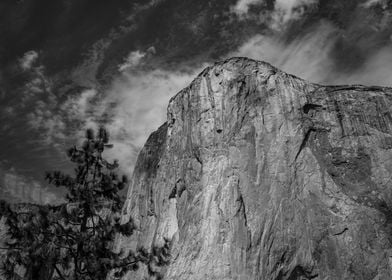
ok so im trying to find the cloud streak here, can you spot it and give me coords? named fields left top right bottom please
left=231, top=0, right=318, bottom=29
left=118, top=50, right=146, bottom=72
left=19, top=50, right=39, bottom=70
left=231, top=0, right=263, bottom=16
left=233, top=21, right=338, bottom=83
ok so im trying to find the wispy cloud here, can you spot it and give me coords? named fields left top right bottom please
left=332, top=46, right=392, bottom=86
left=13, top=54, right=75, bottom=147
left=61, top=89, right=97, bottom=120
left=271, top=0, right=318, bottom=29
left=71, top=38, right=113, bottom=88
left=19, top=50, right=39, bottom=71
left=231, top=0, right=263, bottom=16
left=27, top=106, right=67, bottom=145
left=362, top=0, right=389, bottom=8
left=118, top=47, right=156, bottom=72
left=231, top=0, right=318, bottom=29
left=21, top=68, right=67, bottom=145
left=118, top=50, right=146, bottom=72
left=232, top=21, right=338, bottom=83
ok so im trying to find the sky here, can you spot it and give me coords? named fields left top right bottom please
left=0, top=0, right=392, bottom=204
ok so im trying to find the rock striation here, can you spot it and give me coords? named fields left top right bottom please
left=117, top=57, right=392, bottom=280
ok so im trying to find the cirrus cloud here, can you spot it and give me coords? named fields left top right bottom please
left=19, top=50, right=39, bottom=71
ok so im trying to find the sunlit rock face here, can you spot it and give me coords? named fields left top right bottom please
left=118, top=57, right=392, bottom=280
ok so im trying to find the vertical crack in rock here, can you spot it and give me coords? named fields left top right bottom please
left=333, top=99, right=345, bottom=137
left=294, top=127, right=315, bottom=162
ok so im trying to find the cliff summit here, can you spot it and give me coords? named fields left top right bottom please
left=118, top=57, right=392, bottom=280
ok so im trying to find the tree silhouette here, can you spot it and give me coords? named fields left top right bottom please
left=1, top=127, right=170, bottom=280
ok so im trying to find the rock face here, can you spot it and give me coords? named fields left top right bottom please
left=118, top=57, right=392, bottom=280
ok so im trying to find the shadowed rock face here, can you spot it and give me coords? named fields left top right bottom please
left=118, top=57, right=392, bottom=280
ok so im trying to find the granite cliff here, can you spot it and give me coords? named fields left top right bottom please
left=117, top=57, right=392, bottom=280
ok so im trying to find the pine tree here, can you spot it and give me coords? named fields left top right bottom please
left=1, top=127, right=170, bottom=280
left=1, top=203, right=58, bottom=280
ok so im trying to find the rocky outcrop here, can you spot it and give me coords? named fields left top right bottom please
left=117, top=57, right=392, bottom=280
